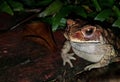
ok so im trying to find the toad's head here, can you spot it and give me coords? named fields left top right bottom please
left=64, top=19, right=104, bottom=43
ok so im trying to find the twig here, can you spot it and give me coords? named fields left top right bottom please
left=10, top=13, right=40, bottom=30
left=15, top=9, right=41, bottom=13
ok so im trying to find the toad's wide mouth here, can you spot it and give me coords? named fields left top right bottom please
left=70, top=38, right=100, bottom=43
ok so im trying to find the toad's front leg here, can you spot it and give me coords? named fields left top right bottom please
left=61, top=41, right=76, bottom=67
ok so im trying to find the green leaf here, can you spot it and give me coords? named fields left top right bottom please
left=0, top=1, right=13, bottom=15
left=112, top=17, right=120, bottom=28
left=38, top=0, right=63, bottom=17
left=52, top=18, right=66, bottom=31
left=91, top=0, right=101, bottom=11
left=59, top=18, right=67, bottom=27
left=99, top=0, right=114, bottom=8
left=51, top=5, right=74, bottom=31
left=51, top=5, right=87, bottom=31
left=37, top=0, right=53, bottom=6
left=74, top=6, right=87, bottom=18
left=112, top=5, right=120, bottom=17
left=87, top=12, right=97, bottom=18
left=94, top=9, right=112, bottom=21
left=8, top=0, right=24, bottom=11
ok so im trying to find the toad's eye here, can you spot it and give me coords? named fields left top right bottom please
left=85, top=28, right=94, bottom=36
left=81, top=26, right=96, bottom=38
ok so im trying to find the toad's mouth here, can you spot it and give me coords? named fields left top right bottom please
left=70, top=39, right=100, bottom=43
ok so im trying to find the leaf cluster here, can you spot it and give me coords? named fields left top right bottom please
left=0, top=0, right=120, bottom=31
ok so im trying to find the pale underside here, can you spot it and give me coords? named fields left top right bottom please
left=71, top=41, right=104, bottom=62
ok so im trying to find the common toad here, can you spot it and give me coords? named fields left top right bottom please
left=61, top=19, right=119, bottom=70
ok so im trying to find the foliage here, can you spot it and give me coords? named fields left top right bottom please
left=0, top=0, right=120, bottom=31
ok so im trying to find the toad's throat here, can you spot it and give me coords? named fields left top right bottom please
left=71, top=42, right=104, bottom=62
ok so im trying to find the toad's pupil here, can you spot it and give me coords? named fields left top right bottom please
left=85, top=28, right=93, bottom=35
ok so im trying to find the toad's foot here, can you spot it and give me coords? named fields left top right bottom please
left=61, top=53, right=76, bottom=67
left=84, top=62, right=109, bottom=71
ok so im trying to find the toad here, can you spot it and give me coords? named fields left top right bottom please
left=61, top=19, right=119, bottom=70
